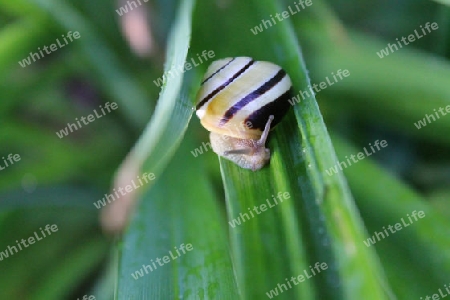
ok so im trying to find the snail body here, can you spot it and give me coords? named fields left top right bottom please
left=195, top=57, right=292, bottom=171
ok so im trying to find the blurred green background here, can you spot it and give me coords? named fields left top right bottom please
left=0, top=0, right=449, bottom=299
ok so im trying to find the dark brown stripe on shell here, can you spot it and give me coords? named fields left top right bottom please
left=195, top=59, right=255, bottom=110
left=244, top=89, right=292, bottom=132
left=201, top=58, right=235, bottom=85
left=219, top=69, right=286, bottom=126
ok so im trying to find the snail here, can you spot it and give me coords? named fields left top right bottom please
left=195, top=57, right=292, bottom=171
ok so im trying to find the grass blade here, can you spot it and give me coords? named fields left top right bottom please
left=190, top=0, right=396, bottom=298
left=116, top=134, right=239, bottom=299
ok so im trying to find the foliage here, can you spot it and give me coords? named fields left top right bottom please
left=0, top=0, right=449, bottom=299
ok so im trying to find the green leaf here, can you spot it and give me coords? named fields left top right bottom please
left=190, top=0, right=394, bottom=299
left=0, top=187, right=108, bottom=300
left=114, top=0, right=196, bottom=183
left=331, top=133, right=450, bottom=298
left=292, top=0, right=450, bottom=145
left=116, top=134, right=239, bottom=299
left=33, top=237, right=107, bottom=300
left=115, top=0, right=238, bottom=298
left=28, top=0, right=152, bottom=129
left=430, top=0, right=450, bottom=6
left=0, top=118, right=126, bottom=190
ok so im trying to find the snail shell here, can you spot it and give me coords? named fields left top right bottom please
left=195, top=57, right=292, bottom=171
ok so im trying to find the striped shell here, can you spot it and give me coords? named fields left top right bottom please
left=195, top=57, right=292, bottom=140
